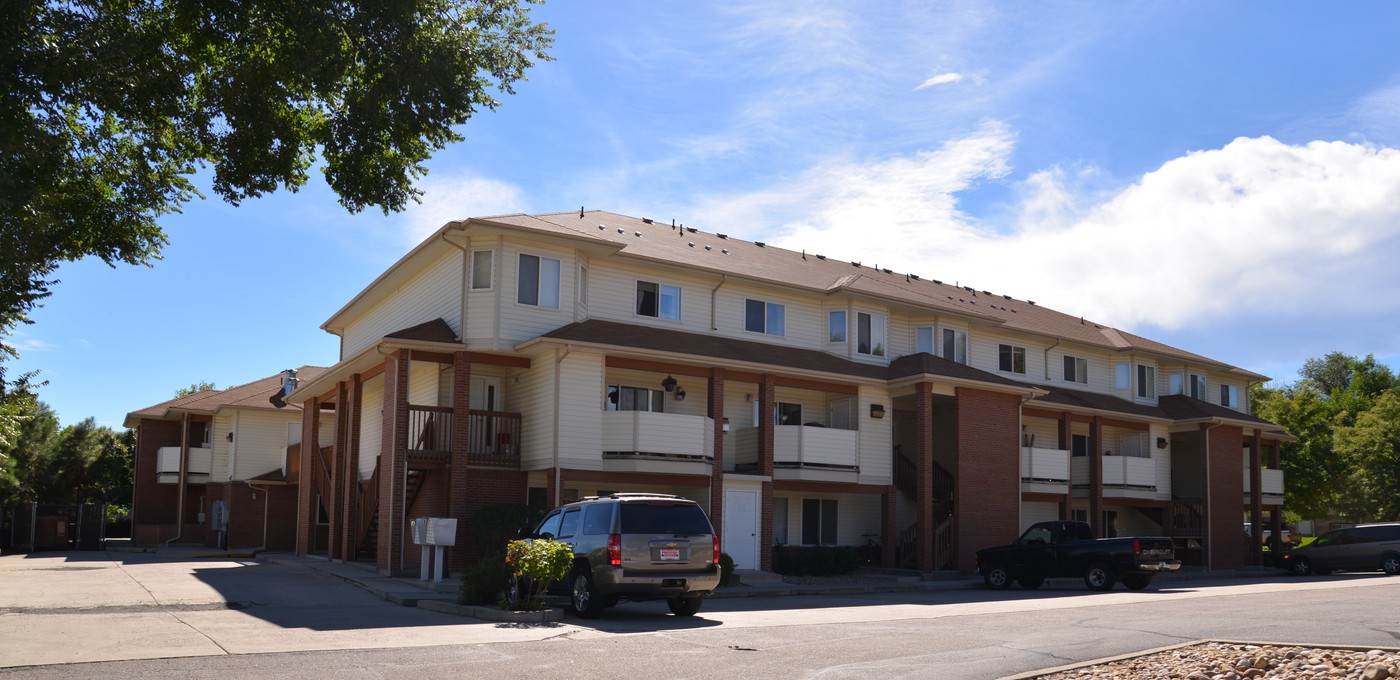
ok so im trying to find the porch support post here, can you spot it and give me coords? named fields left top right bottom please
left=758, top=374, right=775, bottom=571
left=326, top=381, right=348, bottom=560
left=295, top=397, right=319, bottom=556
left=339, top=374, right=363, bottom=562
left=707, top=369, right=726, bottom=547
left=1089, top=416, right=1104, bottom=538
left=1058, top=413, right=1072, bottom=520
left=1268, top=441, right=1283, bottom=540
left=1249, top=429, right=1263, bottom=562
left=449, top=352, right=472, bottom=573
left=378, top=350, right=410, bottom=575
left=915, top=381, right=935, bottom=573
left=881, top=485, right=897, bottom=567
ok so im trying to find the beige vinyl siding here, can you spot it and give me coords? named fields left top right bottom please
left=1020, top=501, right=1060, bottom=533
left=463, top=237, right=501, bottom=347
left=407, top=359, right=440, bottom=407
left=885, top=313, right=912, bottom=360
left=1022, top=416, right=1060, bottom=450
left=358, top=374, right=384, bottom=480
left=1150, top=423, right=1172, bottom=500
left=775, top=491, right=880, bottom=547
left=516, top=350, right=557, bottom=471
left=603, top=368, right=708, bottom=418
left=498, top=241, right=576, bottom=345
left=1049, top=346, right=1116, bottom=393
left=713, top=282, right=823, bottom=350
left=972, top=330, right=1041, bottom=381
left=556, top=351, right=604, bottom=471
left=211, top=415, right=232, bottom=484
left=857, top=385, right=893, bottom=484
left=229, top=409, right=307, bottom=480
left=586, top=261, right=715, bottom=332
left=341, top=250, right=463, bottom=358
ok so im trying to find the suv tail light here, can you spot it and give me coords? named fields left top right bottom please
left=608, top=533, right=621, bottom=566
left=713, top=534, right=721, bottom=565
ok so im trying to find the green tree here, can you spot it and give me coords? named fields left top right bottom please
left=175, top=381, right=217, bottom=398
left=1333, top=389, right=1400, bottom=522
left=1252, top=382, right=1340, bottom=520
left=1, top=0, right=553, bottom=366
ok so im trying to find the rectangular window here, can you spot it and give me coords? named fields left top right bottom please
left=828, top=310, right=846, bottom=343
left=1071, top=433, right=1089, bottom=457
left=915, top=326, right=934, bottom=354
left=1188, top=373, right=1207, bottom=400
left=776, top=402, right=803, bottom=426
left=856, top=312, right=886, bottom=356
left=517, top=253, right=560, bottom=308
left=744, top=298, right=785, bottom=336
left=636, top=281, right=681, bottom=320
left=941, top=328, right=968, bottom=364
left=1137, top=364, right=1156, bottom=399
left=1063, top=355, right=1088, bottom=384
left=604, top=385, right=664, bottom=413
left=773, top=497, right=788, bottom=545
left=829, top=398, right=855, bottom=430
left=998, top=344, right=1026, bottom=374
left=801, top=498, right=838, bottom=546
left=1115, top=362, right=1131, bottom=389
left=1169, top=373, right=1184, bottom=395
left=1222, top=384, right=1239, bottom=407
left=578, top=265, right=588, bottom=305
left=471, top=250, right=493, bottom=290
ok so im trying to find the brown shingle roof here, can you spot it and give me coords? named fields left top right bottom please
left=385, top=318, right=459, bottom=344
left=124, top=366, right=327, bottom=426
left=1157, top=394, right=1278, bottom=427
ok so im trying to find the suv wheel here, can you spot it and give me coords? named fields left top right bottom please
left=570, top=567, right=605, bottom=619
left=1382, top=553, right=1400, bottom=576
left=1290, top=556, right=1312, bottom=576
left=667, top=596, right=703, bottom=616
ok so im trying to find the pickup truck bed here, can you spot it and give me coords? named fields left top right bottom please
left=976, top=520, right=1181, bottom=591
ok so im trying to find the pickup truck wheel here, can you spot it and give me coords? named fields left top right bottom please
left=1381, top=553, right=1400, bottom=576
left=1017, top=577, right=1044, bottom=590
left=1121, top=574, right=1152, bottom=590
left=1083, top=563, right=1116, bottom=591
left=569, top=568, right=606, bottom=619
left=667, top=596, right=703, bottom=616
left=1290, top=557, right=1312, bottom=576
left=982, top=564, right=1013, bottom=590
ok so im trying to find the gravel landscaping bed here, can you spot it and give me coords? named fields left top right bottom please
left=1035, top=642, right=1399, bottom=680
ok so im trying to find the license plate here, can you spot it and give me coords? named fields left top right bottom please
left=659, top=548, right=681, bottom=560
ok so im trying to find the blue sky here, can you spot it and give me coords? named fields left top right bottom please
left=12, top=1, right=1400, bottom=428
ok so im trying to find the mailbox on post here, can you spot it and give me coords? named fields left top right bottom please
left=412, top=517, right=458, bottom=583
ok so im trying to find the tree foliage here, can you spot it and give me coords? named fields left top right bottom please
left=1254, top=352, right=1399, bottom=522
left=175, top=381, right=217, bottom=398
left=1, top=0, right=553, bottom=364
left=0, top=397, right=133, bottom=507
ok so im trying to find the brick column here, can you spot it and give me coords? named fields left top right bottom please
left=758, top=374, right=775, bottom=571
left=449, top=352, right=472, bottom=572
left=326, top=381, right=349, bottom=560
left=881, top=485, right=897, bottom=567
left=295, top=398, right=318, bottom=555
left=1248, top=429, right=1263, bottom=564
left=914, top=382, right=935, bottom=572
left=1058, top=413, right=1071, bottom=520
left=1203, top=423, right=1245, bottom=569
left=378, top=351, right=410, bottom=575
left=953, top=387, right=1021, bottom=574
left=707, top=369, right=726, bottom=541
left=1268, top=441, right=1283, bottom=539
left=339, top=374, right=363, bottom=562
left=1089, top=416, right=1104, bottom=537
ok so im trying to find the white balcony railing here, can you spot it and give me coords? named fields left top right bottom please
left=774, top=425, right=859, bottom=469
left=157, top=446, right=212, bottom=476
left=1021, top=447, right=1070, bottom=482
left=602, top=411, right=713, bottom=459
left=1072, top=454, right=1157, bottom=489
left=1244, top=468, right=1285, bottom=495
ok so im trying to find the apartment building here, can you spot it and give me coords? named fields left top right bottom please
left=284, top=210, right=1288, bottom=576
left=125, top=368, right=326, bottom=550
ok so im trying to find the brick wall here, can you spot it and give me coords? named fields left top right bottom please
left=133, top=419, right=181, bottom=532
left=953, top=387, right=1022, bottom=574
left=1205, top=423, right=1245, bottom=569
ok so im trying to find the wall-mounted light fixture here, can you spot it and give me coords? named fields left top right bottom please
left=1156, top=437, right=1168, bottom=449
left=674, top=387, right=687, bottom=401
left=722, top=417, right=730, bottom=434
left=227, top=432, right=234, bottom=442
left=661, top=375, right=677, bottom=392
left=869, top=404, right=885, bottom=419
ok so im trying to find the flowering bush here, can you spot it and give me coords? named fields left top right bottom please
left=504, top=538, right=573, bottom=610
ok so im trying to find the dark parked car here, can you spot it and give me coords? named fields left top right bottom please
left=976, top=520, right=1180, bottom=591
left=1282, top=523, right=1400, bottom=576
left=508, top=493, right=721, bottom=618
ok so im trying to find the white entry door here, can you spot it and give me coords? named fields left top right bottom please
left=469, top=377, right=502, bottom=453
left=723, top=489, right=759, bottom=570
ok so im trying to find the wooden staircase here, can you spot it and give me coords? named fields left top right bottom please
left=355, top=463, right=428, bottom=561
left=894, top=452, right=956, bottom=570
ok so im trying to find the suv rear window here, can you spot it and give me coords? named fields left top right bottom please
left=620, top=503, right=712, bottom=535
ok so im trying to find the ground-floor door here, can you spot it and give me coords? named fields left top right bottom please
left=723, top=489, right=759, bottom=570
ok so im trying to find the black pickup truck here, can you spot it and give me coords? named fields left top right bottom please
left=976, top=520, right=1181, bottom=591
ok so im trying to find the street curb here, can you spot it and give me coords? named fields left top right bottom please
left=1000, top=640, right=1400, bottom=679
left=418, top=599, right=565, bottom=623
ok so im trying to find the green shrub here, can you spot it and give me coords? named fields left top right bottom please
left=504, top=538, right=573, bottom=610
left=771, top=545, right=860, bottom=576
left=460, top=557, right=505, bottom=606
left=718, top=552, right=736, bottom=586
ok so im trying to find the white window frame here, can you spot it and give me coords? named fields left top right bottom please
left=604, top=384, right=665, bottom=413
left=1188, top=373, right=1207, bottom=400
left=1169, top=373, right=1184, bottom=395
left=915, top=326, right=935, bottom=354
left=1137, top=364, right=1157, bottom=399
left=1063, top=355, right=1088, bottom=384
left=471, top=250, right=494, bottom=290
left=998, top=343, right=1026, bottom=374
left=856, top=312, right=886, bottom=357
left=578, top=264, right=588, bottom=305
left=635, top=280, right=681, bottom=320
left=517, top=253, right=561, bottom=309
left=1222, top=383, right=1240, bottom=408
left=1115, top=362, right=1131, bottom=390
left=941, top=327, right=968, bottom=364
left=744, top=298, right=785, bottom=336
left=828, top=310, right=847, bottom=343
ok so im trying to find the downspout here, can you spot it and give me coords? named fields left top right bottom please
left=1201, top=419, right=1222, bottom=571
left=440, top=232, right=470, bottom=344
left=1043, top=339, right=1061, bottom=380
left=553, top=344, right=574, bottom=505
left=165, top=413, right=190, bottom=547
left=709, top=275, right=728, bottom=330
left=245, top=481, right=272, bottom=551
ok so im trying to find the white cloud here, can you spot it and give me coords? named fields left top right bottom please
left=915, top=72, right=966, bottom=90
left=395, top=174, right=529, bottom=246
left=707, top=135, right=1400, bottom=357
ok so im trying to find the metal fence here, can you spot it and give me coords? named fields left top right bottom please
left=1, top=503, right=107, bottom=554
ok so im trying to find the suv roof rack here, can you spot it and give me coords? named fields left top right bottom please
left=606, top=492, right=680, bottom=499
